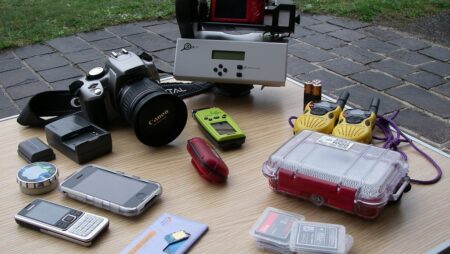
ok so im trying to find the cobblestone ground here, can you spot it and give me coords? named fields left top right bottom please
left=0, top=15, right=449, bottom=153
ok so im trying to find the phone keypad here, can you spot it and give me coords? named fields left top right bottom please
left=68, top=214, right=104, bottom=237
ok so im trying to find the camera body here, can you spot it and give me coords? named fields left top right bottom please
left=73, top=50, right=188, bottom=147
left=76, top=49, right=160, bottom=128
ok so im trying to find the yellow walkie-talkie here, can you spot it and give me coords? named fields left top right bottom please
left=332, top=98, right=380, bottom=144
left=293, top=92, right=349, bottom=134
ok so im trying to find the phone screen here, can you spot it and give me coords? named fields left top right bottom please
left=63, top=166, right=160, bottom=207
left=23, top=200, right=70, bottom=225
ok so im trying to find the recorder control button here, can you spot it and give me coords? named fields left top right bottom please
left=213, top=68, right=218, bottom=72
left=219, top=64, right=223, bottom=68
left=236, top=73, right=242, bottom=78
left=237, top=65, right=243, bottom=70
left=223, top=68, right=228, bottom=73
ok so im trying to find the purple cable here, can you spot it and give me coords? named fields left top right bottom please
left=374, top=111, right=442, bottom=185
left=288, top=116, right=297, bottom=128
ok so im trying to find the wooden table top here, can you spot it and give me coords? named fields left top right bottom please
left=0, top=79, right=448, bottom=254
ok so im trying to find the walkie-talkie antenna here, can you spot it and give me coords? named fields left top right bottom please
left=369, top=97, right=380, bottom=115
left=337, top=91, right=350, bottom=109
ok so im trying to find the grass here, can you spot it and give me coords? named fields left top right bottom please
left=1, top=0, right=449, bottom=49
left=296, top=0, right=450, bottom=21
left=0, top=0, right=175, bottom=49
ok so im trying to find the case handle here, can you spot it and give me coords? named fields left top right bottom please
left=391, top=176, right=411, bottom=201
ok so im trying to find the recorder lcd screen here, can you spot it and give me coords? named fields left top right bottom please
left=211, top=122, right=236, bottom=135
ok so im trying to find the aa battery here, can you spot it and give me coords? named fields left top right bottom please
left=312, top=80, right=322, bottom=103
left=303, top=81, right=313, bottom=110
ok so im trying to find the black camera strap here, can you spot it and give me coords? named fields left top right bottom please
left=17, top=81, right=212, bottom=127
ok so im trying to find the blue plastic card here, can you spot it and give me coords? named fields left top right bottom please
left=120, top=214, right=208, bottom=254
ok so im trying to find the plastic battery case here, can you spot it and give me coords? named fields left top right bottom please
left=289, top=221, right=352, bottom=254
left=250, top=207, right=305, bottom=253
left=262, top=130, right=410, bottom=219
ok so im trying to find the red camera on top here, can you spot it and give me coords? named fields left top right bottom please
left=210, top=0, right=265, bottom=24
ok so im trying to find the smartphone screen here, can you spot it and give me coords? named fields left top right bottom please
left=61, top=165, right=160, bottom=208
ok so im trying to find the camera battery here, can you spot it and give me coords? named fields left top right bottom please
left=45, top=113, right=112, bottom=164
left=18, top=137, right=55, bottom=163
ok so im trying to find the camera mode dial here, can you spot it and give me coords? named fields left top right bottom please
left=87, top=67, right=106, bottom=80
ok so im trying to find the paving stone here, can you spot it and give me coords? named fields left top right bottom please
left=39, top=65, right=83, bottom=83
left=78, top=30, right=115, bottom=42
left=395, top=108, right=450, bottom=144
left=404, top=72, right=445, bottom=89
left=292, top=27, right=317, bottom=38
left=15, top=97, right=31, bottom=110
left=125, top=33, right=175, bottom=52
left=327, top=18, right=370, bottom=30
left=0, top=69, right=39, bottom=87
left=135, top=20, right=167, bottom=27
left=107, top=24, right=147, bottom=37
left=311, top=15, right=335, bottom=22
left=24, top=53, right=69, bottom=71
left=307, top=23, right=342, bottom=33
left=297, top=69, right=354, bottom=93
left=419, top=61, right=450, bottom=77
left=389, top=49, right=434, bottom=65
left=6, top=81, right=50, bottom=100
left=328, top=29, right=366, bottom=42
left=0, top=107, right=19, bottom=119
left=299, top=34, right=347, bottom=50
left=389, top=37, right=430, bottom=51
left=152, top=58, right=173, bottom=75
left=51, top=77, right=81, bottom=90
left=146, top=22, right=179, bottom=34
left=432, top=83, right=450, bottom=98
left=353, top=37, right=400, bottom=54
left=47, top=36, right=92, bottom=53
left=64, top=48, right=105, bottom=64
left=331, top=45, right=383, bottom=64
left=0, top=92, right=13, bottom=109
left=443, top=142, right=450, bottom=154
left=91, top=37, right=131, bottom=51
left=319, top=58, right=368, bottom=76
left=77, top=59, right=107, bottom=73
left=358, top=26, right=402, bottom=41
left=104, top=45, right=141, bottom=56
left=14, top=44, right=54, bottom=59
left=289, top=43, right=336, bottom=62
left=0, top=59, right=23, bottom=73
left=299, top=15, right=323, bottom=27
left=419, top=46, right=450, bottom=61
left=350, top=70, right=401, bottom=90
left=371, top=59, right=416, bottom=78
left=0, top=50, right=14, bottom=60
left=387, top=85, right=450, bottom=118
left=153, top=48, right=176, bottom=63
left=338, top=85, right=405, bottom=115
left=287, top=56, right=319, bottom=76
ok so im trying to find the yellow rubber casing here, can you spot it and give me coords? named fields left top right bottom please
left=332, top=111, right=376, bottom=144
left=293, top=101, right=343, bottom=134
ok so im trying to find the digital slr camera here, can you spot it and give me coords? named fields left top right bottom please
left=71, top=49, right=188, bottom=147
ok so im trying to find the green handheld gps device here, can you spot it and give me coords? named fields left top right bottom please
left=192, top=107, right=246, bottom=150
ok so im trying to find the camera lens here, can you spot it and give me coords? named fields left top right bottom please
left=118, top=78, right=187, bottom=146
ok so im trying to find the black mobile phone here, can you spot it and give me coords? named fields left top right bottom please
left=60, top=165, right=162, bottom=216
left=15, top=199, right=109, bottom=246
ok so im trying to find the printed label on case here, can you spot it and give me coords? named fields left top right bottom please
left=295, top=224, right=338, bottom=251
left=316, top=136, right=353, bottom=151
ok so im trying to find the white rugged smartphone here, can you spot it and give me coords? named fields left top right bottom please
left=60, top=165, right=162, bottom=216
left=15, top=199, right=109, bottom=246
